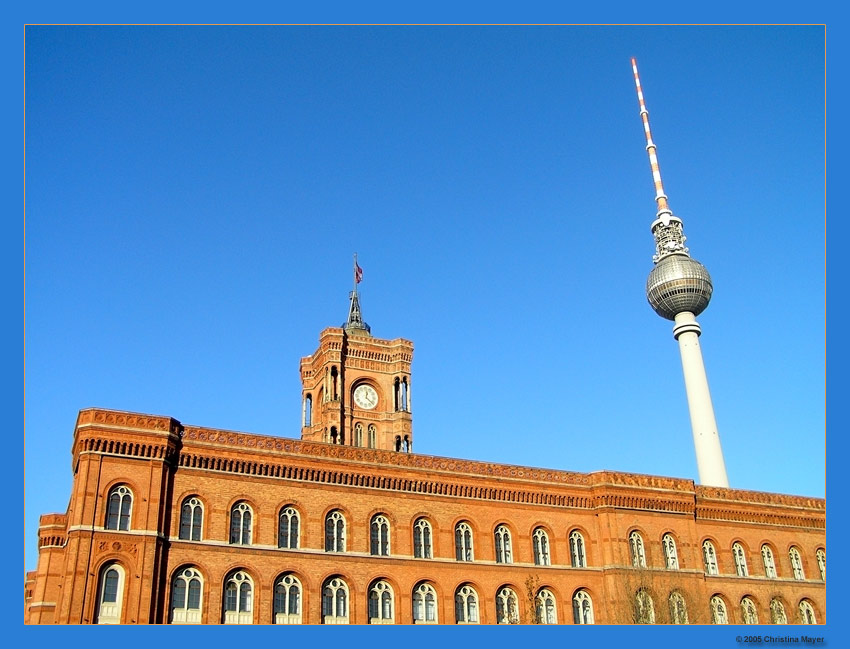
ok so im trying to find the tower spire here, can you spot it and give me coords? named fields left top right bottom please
left=631, top=57, right=690, bottom=263
left=343, top=253, right=371, bottom=336
left=632, top=57, right=729, bottom=488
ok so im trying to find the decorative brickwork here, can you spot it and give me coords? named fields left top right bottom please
left=26, top=404, right=825, bottom=625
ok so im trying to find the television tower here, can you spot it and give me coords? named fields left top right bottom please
left=631, top=58, right=729, bottom=488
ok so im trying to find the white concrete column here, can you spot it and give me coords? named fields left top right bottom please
left=673, top=311, right=729, bottom=488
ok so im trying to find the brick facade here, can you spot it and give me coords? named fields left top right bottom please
left=24, top=328, right=825, bottom=625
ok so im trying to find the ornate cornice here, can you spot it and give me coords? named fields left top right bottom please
left=73, top=408, right=825, bottom=528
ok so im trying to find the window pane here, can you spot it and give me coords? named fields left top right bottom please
left=187, top=579, right=201, bottom=609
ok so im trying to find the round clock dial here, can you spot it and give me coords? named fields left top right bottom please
left=353, top=384, right=378, bottom=410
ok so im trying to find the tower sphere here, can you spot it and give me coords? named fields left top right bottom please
left=646, top=253, right=713, bottom=320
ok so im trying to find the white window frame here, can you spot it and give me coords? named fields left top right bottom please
left=531, top=527, right=550, bottom=566
left=762, top=544, right=777, bottom=578
left=413, top=518, right=433, bottom=559
left=703, top=540, right=719, bottom=575
left=494, top=525, right=512, bottom=564
left=322, top=577, right=349, bottom=624
left=455, top=585, right=480, bottom=624
left=413, top=582, right=438, bottom=624
left=455, top=522, right=474, bottom=562
left=668, top=591, right=688, bottom=624
left=789, top=546, right=805, bottom=580
left=105, top=485, right=133, bottom=531
left=732, top=542, right=748, bottom=577
left=171, top=566, right=203, bottom=624
left=223, top=570, right=253, bottom=625
left=496, top=587, right=519, bottom=624
left=325, top=510, right=346, bottom=552
left=799, top=600, right=816, bottom=624
left=570, top=530, right=586, bottom=568
left=741, top=596, right=758, bottom=624
left=274, top=574, right=302, bottom=624
left=371, top=514, right=391, bottom=556
left=662, top=533, right=679, bottom=569
left=711, top=595, right=728, bottom=624
left=96, top=563, right=125, bottom=624
left=536, top=588, right=557, bottom=624
left=573, top=589, right=594, bottom=624
left=369, top=580, right=395, bottom=625
left=629, top=531, right=647, bottom=568
left=229, top=502, right=253, bottom=546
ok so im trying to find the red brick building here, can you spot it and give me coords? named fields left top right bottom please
left=24, top=317, right=825, bottom=625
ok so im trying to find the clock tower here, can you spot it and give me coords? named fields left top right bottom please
left=299, top=261, right=414, bottom=453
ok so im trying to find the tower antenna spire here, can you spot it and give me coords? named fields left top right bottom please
left=632, top=57, right=729, bottom=489
left=631, top=57, right=672, bottom=221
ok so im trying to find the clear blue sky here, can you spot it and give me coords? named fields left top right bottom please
left=25, top=25, right=824, bottom=575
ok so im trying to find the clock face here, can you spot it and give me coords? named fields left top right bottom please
left=353, top=384, right=378, bottom=410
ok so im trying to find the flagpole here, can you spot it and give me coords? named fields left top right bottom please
left=353, top=252, right=358, bottom=294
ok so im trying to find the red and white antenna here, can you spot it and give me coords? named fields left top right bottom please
left=631, top=57, right=673, bottom=221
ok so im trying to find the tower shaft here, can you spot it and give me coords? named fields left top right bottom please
left=673, top=312, right=729, bottom=487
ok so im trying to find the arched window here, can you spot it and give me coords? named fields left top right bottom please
left=762, top=544, right=777, bottom=578
left=629, top=531, right=647, bottom=568
left=732, top=542, right=748, bottom=577
left=496, top=587, right=519, bottom=624
left=668, top=591, right=688, bottom=625
left=371, top=514, right=390, bottom=556
left=798, top=600, right=816, bottom=624
left=413, top=518, right=432, bottom=559
left=789, top=546, right=805, bottom=580
left=278, top=506, right=299, bottom=549
left=96, top=563, right=125, bottom=624
left=533, top=528, right=550, bottom=566
left=368, top=424, right=376, bottom=449
left=455, top=522, right=473, bottom=562
left=662, top=533, right=679, bottom=569
left=703, top=540, right=719, bottom=575
left=573, top=589, right=594, bottom=625
left=770, top=598, right=788, bottom=624
left=536, top=588, right=557, bottom=624
left=330, top=366, right=339, bottom=401
left=322, top=577, right=349, bottom=624
left=710, top=595, right=728, bottom=624
left=816, top=548, right=825, bottom=580
left=569, top=530, right=586, bottom=568
left=303, top=394, right=312, bottom=427
left=179, top=497, right=203, bottom=541
left=354, top=423, right=363, bottom=447
left=325, top=510, right=346, bottom=552
left=229, top=502, right=252, bottom=545
left=105, top=485, right=132, bottom=531
left=368, top=580, right=394, bottom=624
left=171, top=566, right=203, bottom=624
left=741, top=596, right=758, bottom=624
left=273, top=574, right=301, bottom=624
left=412, top=582, right=437, bottom=624
left=455, top=584, right=479, bottom=624
left=634, top=588, right=655, bottom=624
left=494, top=525, right=512, bottom=564
left=222, top=571, right=253, bottom=624
left=401, top=377, right=409, bottom=412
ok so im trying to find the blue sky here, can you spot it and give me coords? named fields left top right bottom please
left=25, top=25, right=824, bottom=579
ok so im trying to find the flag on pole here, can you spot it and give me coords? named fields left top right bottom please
left=355, top=262, right=363, bottom=284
